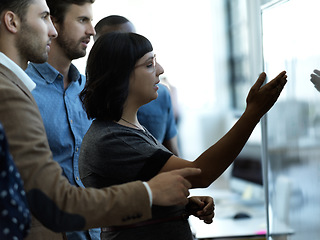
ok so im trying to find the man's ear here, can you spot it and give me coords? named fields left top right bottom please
left=3, top=11, right=20, bottom=34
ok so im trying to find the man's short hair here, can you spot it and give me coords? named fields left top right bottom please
left=46, top=0, right=95, bottom=23
left=0, top=0, right=32, bottom=22
left=95, top=15, right=130, bottom=34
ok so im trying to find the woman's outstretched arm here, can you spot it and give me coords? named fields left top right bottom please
left=160, top=71, right=287, bottom=188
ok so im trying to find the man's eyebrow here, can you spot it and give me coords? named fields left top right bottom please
left=40, top=11, right=50, bottom=16
left=77, top=16, right=92, bottom=21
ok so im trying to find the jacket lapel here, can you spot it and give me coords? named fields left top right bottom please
left=0, top=63, right=37, bottom=106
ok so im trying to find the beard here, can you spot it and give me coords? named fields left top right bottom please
left=17, top=22, right=49, bottom=64
left=55, top=26, right=87, bottom=61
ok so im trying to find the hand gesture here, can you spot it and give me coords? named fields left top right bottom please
left=148, top=168, right=201, bottom=206
left=310, top=69, right=320, bottom=92
left=186, top=196, right=215, bottom=224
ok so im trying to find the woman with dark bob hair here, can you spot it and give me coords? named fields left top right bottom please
left=79, top=32, right=287, bottom=240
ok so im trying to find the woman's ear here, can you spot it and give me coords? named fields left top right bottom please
left=3, top=11, right=20, bottom=34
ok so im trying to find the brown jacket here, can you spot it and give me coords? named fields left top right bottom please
left=0, top=63, right=152, bottom=239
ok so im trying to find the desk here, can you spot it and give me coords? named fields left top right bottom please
left=189, top=188, right=293, bottom=240
left=190, top=216, right=266, bottom=239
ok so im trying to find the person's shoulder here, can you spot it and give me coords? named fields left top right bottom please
left=0, top=65, right=32, bottom=98
left=158, top=83, right=170, bottom=94
left=0, top=63, right=18, bottom=79
left=157, top=83, right=172, bottom=104
left=86, top=120, right=116, bottom=137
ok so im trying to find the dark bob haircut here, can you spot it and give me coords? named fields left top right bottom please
left=80, top=32, right=153, bottom=121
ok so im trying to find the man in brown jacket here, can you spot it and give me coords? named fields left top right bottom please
left=0, top=0, right=201, bottom=239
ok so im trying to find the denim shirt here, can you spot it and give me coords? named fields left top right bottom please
left=26, top=62, right=99, bottom=240
left=138, top=84, right=177, bottom=143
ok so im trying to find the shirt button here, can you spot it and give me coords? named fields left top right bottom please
left=76, top=177, right=79, bottom=181
left=75, top=147, right=79, bottom=152
left=70, top=119, right=73, bottom=124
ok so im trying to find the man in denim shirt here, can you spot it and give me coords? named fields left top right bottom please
left=25, top=0, right=98, bottom=239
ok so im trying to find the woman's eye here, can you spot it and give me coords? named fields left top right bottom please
left=146, top=62, right=153, bottom=68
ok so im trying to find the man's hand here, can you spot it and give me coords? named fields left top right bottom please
left=148, top=168, right=201, bottom=206
left=186, top=196, right=215, bottom=224
left=310, top=69, right=320, bottom=92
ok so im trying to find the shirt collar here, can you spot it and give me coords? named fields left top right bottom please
left=0, top=52, right=36, bottom=91
left=28, top=62, right=82, bottom=85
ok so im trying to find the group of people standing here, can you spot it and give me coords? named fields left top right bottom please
left=0, top=0, right=287, bottom=240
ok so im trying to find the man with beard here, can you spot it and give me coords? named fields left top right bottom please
left=25, top=0, right=103, bottom=239
left=0, top=0, right=202, bottom=239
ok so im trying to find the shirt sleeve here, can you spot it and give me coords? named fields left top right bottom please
left=142, top=182, right=153, bottom=206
